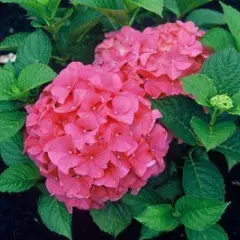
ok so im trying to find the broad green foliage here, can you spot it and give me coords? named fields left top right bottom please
left=140, top=225, right=161, bottom=240
left=122, top=188, right=163, bottom=217
left=136, top=205, right=180, bottom=232
left=183, top=148, right=225, bottom=201
left=175, top=0, right=212, bottom=17
left=181, top=74, right=217, bottom=107
left=152, top=96, right=205, bottom=145
left=0, top=131, right=30, bottom=166
left=0, top=69, right=17, bottom=101
left=17, top=63, right=56, bottom=91
left=0, top=32, right=29, bottom=51
left=175, top=196, right=229, bottom=231
left=186, top=224, right=228, bottom=240
left=155, top=178, right=183, bottom=201
left=201, top=28, right=235, bottom=51
left=216, top=132, right=240, bottom=161
left=229, top=91, right=240, bottom=115
left=38, top=195, right=72, bottom=240
left=201, top=48, right=240, bottom=97
left=90, top=202, right=132, bottom=237
left=0, top=101, right=23, bottom=112
left=221, top=2, right=240, bottom=51
left=191, top=117, right=236, bottom=151
left=15, top=30, right=52, bottom=71
left=126, top=0, right=164, bottom=17
left=164, top=0, right=180, bottom=16
left=0, top=163, right=40, bottom=192
left=0, top=111, right=26, bottom=142
left=71, top=0, right=129, bottom=25
left=186, top=9, right=225, bottom=28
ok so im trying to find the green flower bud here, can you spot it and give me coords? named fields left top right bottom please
left=210, top=94, right=233, bottom=111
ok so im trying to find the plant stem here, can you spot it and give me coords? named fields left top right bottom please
left=209, top=108, right=219, bottom=127
left=129, top=7, right=140, bottom=26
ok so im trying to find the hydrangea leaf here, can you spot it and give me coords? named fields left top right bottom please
left=0, top=101, right=23, bottom=112
left=186, top=9, right=225, bottom=28
left=136, top=204, right=180, bottom=232
left=90, top=202, right=132, bottom=237
left=140, top=225, right=161, bottom=240
left=191, top=117, right=236, bottom=151
left=216, top=132, right=240, bottom=161
left=175, top=196, right=230, bottom=231
left=0, top=32, right=29, bottom=51
left=228, top=91, right=240, bottom=115
left=122, top=187, right=163, bottom=217
left=126, top=0, right=164, bottom=17
left=181, top=74, right=217, bottom=107
left=152, top=96, right=205, bottom=145
left=0, top=69, right=17, bottom=101
left=155, top=178, right=183, bottom=201
left=175, top=0, right=212, bottom=17
left=225, top=156, right=240, bottom=171
left=201, top=48, right=240, bottom=97
left=164, top=0, right=180, bottom=17
left=0, top=111, right=26, bottom=142
left=185, top=224, right=228, bottom=240
left=221, top=2, right=240, bottom=51
left=0, top=163, right=40, bottom=192
left=0, top=131, right=31, bottom=166
left=71, top=0, right=129, bottom=25
left=38, top=195, right=72, bottom=240
left=183, top=148, right=225, bottom=201
left=3, top=62, right=16, bottom=75
left=17, top=63, right=56, bottom=91
left=15, top=30, right=52, bottom=72
left=201, top=27, right=235, bottom=51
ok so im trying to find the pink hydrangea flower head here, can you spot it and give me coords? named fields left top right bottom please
left=25, top=62, right=171, bottom=211
left=94, top=21, right=211, bottom=98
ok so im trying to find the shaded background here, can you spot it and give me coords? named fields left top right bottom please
left=1, top=0, right=240, bottom=239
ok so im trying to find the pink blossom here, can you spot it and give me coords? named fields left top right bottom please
left=94, top=21, right=211, bottom=98
left=25, top=62, right=171, bottom=211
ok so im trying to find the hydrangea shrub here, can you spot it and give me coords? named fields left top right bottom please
left=0, top=1, right=239, bottom=240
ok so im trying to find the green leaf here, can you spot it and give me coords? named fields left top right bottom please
left=126, top=0, right=164, bottom=17
left=122, top=187, right=162, bottom=217
left=181, top=74, right=217, bottom=107
left=175, top=196, right=230, bottom=231
left=0, top=163, right=40, bottom=192
left=140, top=225, right=161, bottom=240
left=0, top=32, right=29, bottom=51
left=15, top=30, right=52, bottom=71
left=0, top=131, right=30, bottom=166
left=156, top=178, right=183, bottom=201
left=175, top=0, right=212, bottom=17
left=186, top=9, right=225, bottom=28
left=221, top=2, right=240, bottom=51
left=201, top=28, right=235, bottom=52
left=186, top=224, right=228, bottom=240
left=202, top=48, right=240, bottom=97
left=17, top=63, right=56, bottom=91
left=38, top=195, right=72, bottom=240
left=225, top=156, right=240, bottom=171
left=228, top=91, right=240, bottom=115
left=152, top=96, right=205, bottom=145
left=164, top=0, right=180, bottom=17
left=71, top=0, right=128, bottom=25
left=91, top=202, right=132, bottom=237
left=0, top=101, right=23, bottom=112
left=0, top=111, right=26, bottom=142
left=183, top=148, right=225, bottom=201
left=191, top=117, right=236, bottom=151
left=3, top=62, right=16, bottom=75
left=136, top=205, right=180, bottom=232
left=216, top=132, right=240, bottom=161
left=46, top=0, right=61, bottom=19
left=0, top=69, right=18, bottom=101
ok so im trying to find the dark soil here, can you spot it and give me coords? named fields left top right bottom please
left=1, top=0, right=240, bottom=240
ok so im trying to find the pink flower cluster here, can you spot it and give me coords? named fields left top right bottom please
left=25, top=21, right=209, bottom=211
left=95, top=21, right=210, bottom=98
left=25, top=62, right=171, bottom=211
